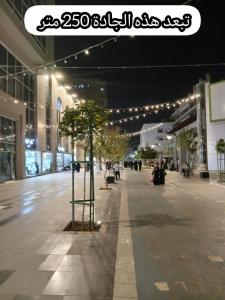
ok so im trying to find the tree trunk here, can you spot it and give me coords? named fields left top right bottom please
left=71, top=139, right=75, bottom=229
left=82, top=149, right=87, bottom=231
left=89, top=124, right=95, bottom=228
left=99, top=150, right=102, bottom=171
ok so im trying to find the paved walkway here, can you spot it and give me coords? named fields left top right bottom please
left=1, top=169, right=225, bottom=299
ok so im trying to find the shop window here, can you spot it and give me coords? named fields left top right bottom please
left=57, top=153, right=64, bottom=171
left=25, top=150, right=41, bottom=177
left=42, top=152, right=53, bottom=174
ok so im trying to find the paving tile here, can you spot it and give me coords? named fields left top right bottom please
left=39, top=296, right=63, bottom=300
left=66, top=272, right=113, bottom=296
left=155, top=282, right=170, bottom=292
left=0, top=271, right=53, bottom=295
left=0, top=255, right=46, bottom=271
left=38, top=255, right=65, bottom=271
left=51, top=244, right=72, bottom=255
left=36, top=243, right=59, bottom=255
left=43, top=272, right=73, bottom=295
left=0, top=295, right=16, bottom=300
left=208, top=256, right=224, bottom=262
left=113, top=283, right=137, bottom=298
left=64, top=297, right=111, bottom=300
left=14, top=296, right=40, bottom=300
left=0, top=270, right=14, bottom=285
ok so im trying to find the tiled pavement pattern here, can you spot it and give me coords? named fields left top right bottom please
left=1, top=170, right=225, bottom=299
left=0, top=171, right=122, bottom=300
left=127, top=171, right=225, bottom=300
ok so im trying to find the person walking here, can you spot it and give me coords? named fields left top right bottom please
left=152, top=163, right=160, bottom=185
left=130, top=161, right=134, bottom=170
left=113, top=161, right=120, bottom=181
left=138, top=160, right=142, bottom=171
left=134, top=160, right=138, bottom=171
left=185, top=162, right=191, bottom=178
left=159, top=161, right=166, bottom=185
left=76, top=162, right=81, bottom=173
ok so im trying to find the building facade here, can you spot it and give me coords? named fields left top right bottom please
left=0, top=1, right=108, bottom=182
left=205, top=80, right=225, bottom=171
left=139, top=122, right=174, bottom=154
left=169, top=77, right=225, bottom=172
left=0, top=0, right=54, bottom=182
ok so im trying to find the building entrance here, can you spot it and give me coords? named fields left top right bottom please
left=0, top=116, right=16, bottom=182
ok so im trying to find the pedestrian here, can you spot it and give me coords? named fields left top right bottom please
left=152, top=163, right=160, bottom=185
left=159, top=161, right=166, bottom=185
left=134, top=160, right=138, bottom=171
left=76, top=162, right=81, bottom=173
left=113, top=161, right=120, bottom=180
left=130, top=161, right=134, bottom=170
left=138, top=160, right=142, bottom=171
left=184, top=162, right=190, bottom=178
left=176, top=159, right=179, bottom=172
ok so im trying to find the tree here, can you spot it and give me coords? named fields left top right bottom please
left=136, top=144, right=157, bottom=161
left=94, top=129, right=129, bottom=188
left=95, top=129, right=129, bottom=162
left=58, top=101, right=107, bottom=230
left=176, top=128, right=198, bottom=165
left=216, top=139, right=225, bottom=179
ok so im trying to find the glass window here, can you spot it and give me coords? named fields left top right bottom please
left=64, top=153, right=72, bottom=169
left=0, top=117, right=13, bottom=143
left=0, top=68, right=7, bottom=92
left=0, top=46, right=7, bottom=67
left=25, top=150, right=41, bottom=177
left=57, top=153, right=64, bottom=172
left=0, top=151, right=12, bottom=182
left=0, top=116, right=17, bottom=181
left=42, top=152, right=53, bottom=174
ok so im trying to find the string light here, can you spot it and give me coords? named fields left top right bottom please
left=0, top=36, right=120, bottom=79
left=119, top=123, right=163, bottom=138
left=106, top=92, right=200, bottom=114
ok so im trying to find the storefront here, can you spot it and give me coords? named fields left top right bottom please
left=56, top=152, right=64, bottom=172
left=0, top=116, right=16, bottom=182
left=42, top=152, right=53, bottom=174
left=25, top=150, right=41, bottom=177
left=64, top=153, right=72, bottom=170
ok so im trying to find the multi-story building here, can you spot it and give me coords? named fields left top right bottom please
left=169, top=76, right=225, bottom=173
left=0, top=0, right=54, bottom=182
left=139, top=122, right=174, bottom=154
left=205, top=79, right=225, bottom=171
left=0, top=1, right=108, bottom=182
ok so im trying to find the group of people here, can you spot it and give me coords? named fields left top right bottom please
left=72, top=162, right=81, bottom=173
left=151, top=161, right=167, bottom=185
left=181, top=162, right=191, bottom=178
left=124, top=160, right=142, bottom=171
left=106, top=160, right=122, bottom=181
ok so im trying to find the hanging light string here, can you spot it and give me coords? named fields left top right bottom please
left=0, top=36, right=120, bottom=79
left=117, top=123, right=163, bottom=138
left=2, top=62, right=224, bottom=70
left=109, top=110, right=162, bottom=126
left=34, top=62, right=225, bottom=70
left=107, top=92, right=201, bottom=121
left=0, top=92, right=201, bottom=127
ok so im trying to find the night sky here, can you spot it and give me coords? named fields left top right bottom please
left=54, top=0, right=225, bottom=132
